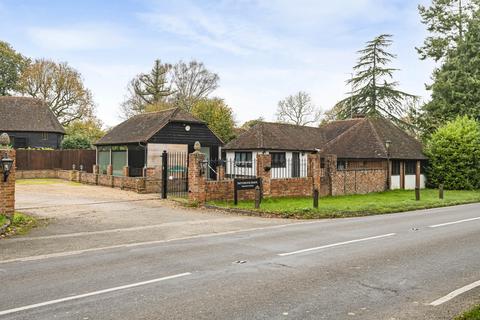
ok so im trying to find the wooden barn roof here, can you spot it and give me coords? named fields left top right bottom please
left=0, top=96, right=65, bottom=134
left=95, top=108, right=205, bottom=145
left=224, top=117, right=427, bottom=160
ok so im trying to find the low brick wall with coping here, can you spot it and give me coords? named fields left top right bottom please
left=189, top=151, right=390, bottom=203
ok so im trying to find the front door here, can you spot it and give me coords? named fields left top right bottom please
left=292, top=152, right=300, bottom=178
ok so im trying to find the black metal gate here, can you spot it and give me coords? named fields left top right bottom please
left=162, top=151, right=189, bottom=198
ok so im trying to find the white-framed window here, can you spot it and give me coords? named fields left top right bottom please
left=234, top=152, right=252, bottom=168
left=42, top=132, right=49, bottom=140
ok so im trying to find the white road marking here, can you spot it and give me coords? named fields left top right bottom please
left=7, top=218, right=261, bottom=242
left=0, top=272, right=191, bottom=316
left=278, top=233, right=396, bottom=256
left=430, top=279, right=480, bottom=306
left=428, top=216, right=480, bottom=228
left=0, top=221, right=320, bottom=265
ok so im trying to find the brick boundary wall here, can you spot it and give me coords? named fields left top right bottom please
left=189, top=150, right=389, bottom=203
left=189, top=152, right=324, bottom=203
left=0, top=148, right=15, bottom=220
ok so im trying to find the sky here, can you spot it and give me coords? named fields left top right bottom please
left=0, top=0, right=435, bottom=127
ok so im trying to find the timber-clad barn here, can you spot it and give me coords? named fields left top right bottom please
left=94, top=108, right=223, bottom=176
left=0, top=96, right=65, bottom=149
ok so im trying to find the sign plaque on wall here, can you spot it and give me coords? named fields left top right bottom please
left=233, top=178, right=261, bottom=205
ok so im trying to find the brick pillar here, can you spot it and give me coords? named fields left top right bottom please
left=188, top=152, right=206, bottom=203
left=256, top=154, right=271, bottom=197
left=0, top=148, right=15, bottom=220
left=123, top=166, right=129, bottom=177
left=325, top=154, right=337, bottom=196
left=308, top=153, right=321, bottom=192
left=217, top=164, right=225, bottom=181
left=93, top=165, right=99, bottom=174
left=107, top=164, right=113, bottom=176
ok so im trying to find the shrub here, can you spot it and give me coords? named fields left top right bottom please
left=61, top=134, right=92, bottom=149
left=425, top=116, right=480, bottom=190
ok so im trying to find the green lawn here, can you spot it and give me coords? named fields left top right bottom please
left=209, top=189, right=480, bottom=219
left=456, top=305, right=480, bottom=320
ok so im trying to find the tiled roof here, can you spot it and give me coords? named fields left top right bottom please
left=0, top=96, right=65, bottom=134
left=224, top=117, right=427, bottom=160
left=95, top=108, right=205, bottom=145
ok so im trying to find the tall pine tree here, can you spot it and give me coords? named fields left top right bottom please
left=417, top=0, right=479, bottom=62
left=334, top=34, right=417, bottom=122
left=420, top=10, right=480, bottom=135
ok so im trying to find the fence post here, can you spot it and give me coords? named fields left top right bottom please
left=254, top=186, right=261, bottom=209
left=313, top=189, right=319, bottom=208
left=439, top=184, right=444, bottom=199
left=415, top=160, right=421, bottom=201
left=162, top=150, right=168, bottom=199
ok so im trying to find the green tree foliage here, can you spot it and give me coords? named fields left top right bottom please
left=65, top=118, right=105, bottom=144
left=61, top=134, right=92, bottom=149
left=420, top=11, right=480, bottom=135
left=191, top=98, right=236, bottom=143
left=417, top=0, right=479, bottom=62
left=0, top=41, right=28, bottom=95
left=121, top=59, right=172, bottom=119
left=425, top=116, right=480, bottom=189
left=18, top=59, right=95, bottom=126
left=334, top=34, right=417, bottom=122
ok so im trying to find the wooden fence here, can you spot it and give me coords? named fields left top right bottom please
left=16, top=150, right=96, bottom=173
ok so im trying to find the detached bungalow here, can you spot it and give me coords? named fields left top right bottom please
left=223, top=116, right=427, bottom=190
left=0, top=97, right=65, bottom=149
left=94, top=108, right=223, bottom=176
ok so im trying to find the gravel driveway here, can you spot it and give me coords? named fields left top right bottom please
left=1, top=179, right=295, bottom=260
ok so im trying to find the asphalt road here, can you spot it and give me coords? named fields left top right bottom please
left=1, top=203, right=480, bottom=320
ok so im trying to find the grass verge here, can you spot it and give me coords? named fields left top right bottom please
left=0, top=212, right=37, bottom=237
left=209, top=189, right=480, bottom=219
left=456, top=305, right=480, bottom=320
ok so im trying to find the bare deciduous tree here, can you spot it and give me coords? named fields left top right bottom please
left=276, top=91, right=321, bottom=126
left=171, top=60, right=219, bottom=111
left=18, top=59, right=94, bottom=126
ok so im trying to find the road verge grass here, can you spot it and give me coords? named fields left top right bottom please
left=209, top=189, right=480, bottom=219
left=0, top=212, right=37, bottom=237
left=456, top=305, right=480, bottom=320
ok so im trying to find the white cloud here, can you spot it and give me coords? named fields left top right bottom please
left=27, top=23, right=129, bottom=51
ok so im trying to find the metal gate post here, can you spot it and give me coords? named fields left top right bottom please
left=162, top=150, right=168, bottom=199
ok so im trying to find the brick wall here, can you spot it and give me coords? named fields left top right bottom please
left=17, top=169, right=58, bottom=179
left=270, top=177, right=313, bottom=197
left=204, top=180, right=256, bottom=201
left=0, top=148, right=15, bottom=219
left=16, top=168, right=159, bottom=194
left=331, top=169, right=387, bottom=196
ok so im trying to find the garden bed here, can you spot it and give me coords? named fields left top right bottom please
left=209, top=189, right=480, bottom=219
